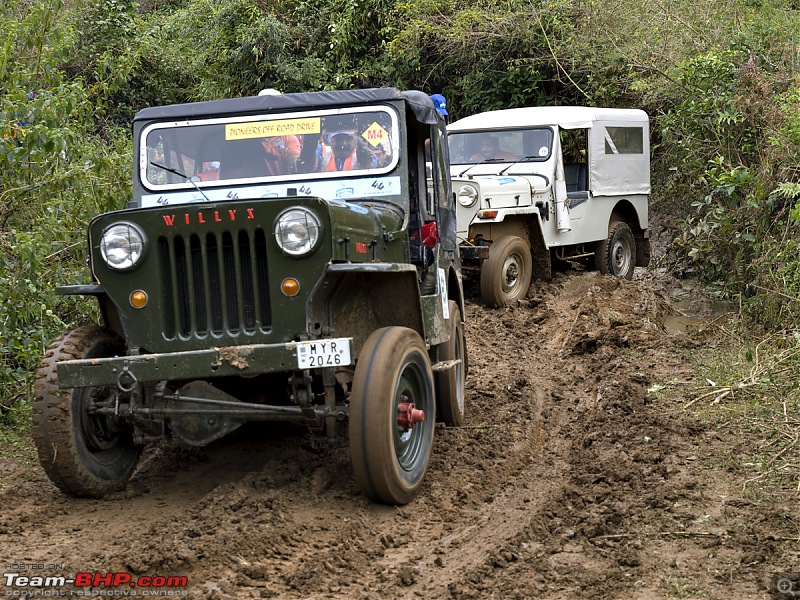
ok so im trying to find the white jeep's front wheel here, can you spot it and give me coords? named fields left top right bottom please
left=480, top=236, right=533, bottom=307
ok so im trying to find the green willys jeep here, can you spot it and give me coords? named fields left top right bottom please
left=33, top=88, right=466, bottom=505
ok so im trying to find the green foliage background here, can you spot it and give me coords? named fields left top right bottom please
left=2, top=0, right=800, bottom=408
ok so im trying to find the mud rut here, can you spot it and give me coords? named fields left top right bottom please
left=1, top=271, right=797, bottom=599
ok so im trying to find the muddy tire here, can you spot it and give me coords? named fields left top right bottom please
left=434, top=301, right=467, bottom=426
left=349, top=327, right=435, bottom=505
left=480, top=235, right=533, bottom=307
left=32, top=325, right=140, bottom=498
left=596, top=221, right=636, bottom=280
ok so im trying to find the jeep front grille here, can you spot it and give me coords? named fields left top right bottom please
left=157, top=230, right=271, bottom=339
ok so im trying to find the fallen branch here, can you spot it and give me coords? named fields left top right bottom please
left=767, top=434, right=800, bottom=469
left=684, top=381, right=760, bottom=408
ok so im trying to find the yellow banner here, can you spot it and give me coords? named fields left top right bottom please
left=226, top=118, right=321, bottom=140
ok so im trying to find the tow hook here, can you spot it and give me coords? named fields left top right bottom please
left=397, top=401, right=425, bottom=431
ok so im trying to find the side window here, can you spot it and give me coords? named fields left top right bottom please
left=429, top=122, right=456, bottom=252
left=560, top=128, right=587, bottom=163
left=407, top=124, right=429, bottom=221
left=604, top=126, right=644, bottom=154
left=430, top=126, right=449, bottom=214
left=560, top=128, right=589, bottom=194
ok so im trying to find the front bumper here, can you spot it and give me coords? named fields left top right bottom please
left=459, top=245, right=490, bottom=261
left=56, top=339, right=353, bottom=389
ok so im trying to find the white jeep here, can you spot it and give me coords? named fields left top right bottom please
left=448, top=107, right=650, bottom=307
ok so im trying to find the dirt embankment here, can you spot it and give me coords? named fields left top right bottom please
left=1, top=269, right=797, bottom=599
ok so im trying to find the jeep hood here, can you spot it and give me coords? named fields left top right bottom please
left=452, top=175, right=546, bottom=236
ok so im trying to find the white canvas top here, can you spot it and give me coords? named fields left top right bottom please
left=448, top=106, right=649, bottom=132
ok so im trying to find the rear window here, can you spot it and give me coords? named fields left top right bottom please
left=604, top=126, right=644, bottom=154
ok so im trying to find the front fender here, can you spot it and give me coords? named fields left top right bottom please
left=56, top=285, right=125, bottom=339
left=327, top=200, right=404, bottom=262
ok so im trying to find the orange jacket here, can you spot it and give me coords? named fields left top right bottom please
left=262, top=135, right=301, bottom=176
left=324, top=152, right=355, bottom=172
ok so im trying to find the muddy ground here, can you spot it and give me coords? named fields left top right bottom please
left=1, top=266, right=799, bottom=599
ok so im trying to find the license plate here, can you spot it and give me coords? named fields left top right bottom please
left=296, top=338, right=352, bottom=369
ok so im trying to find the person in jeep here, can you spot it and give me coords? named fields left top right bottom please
left=261, top=134, right=301, bottom=175
left=469, top=134, right=517, bottom=162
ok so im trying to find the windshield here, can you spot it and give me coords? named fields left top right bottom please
left=140, top=106, right=399, bottom=190
left=448, top=128, right=554, bottom=164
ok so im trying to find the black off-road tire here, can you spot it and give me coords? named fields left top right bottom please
left=434, top=301, right=467, bottom=426
left=480, top=236, right=533, bottom=308
left=349, top=327, right=435, bottom=505
left=596, top=221, right=636, bottom=280
left=33, top=325, right=140, bottom=498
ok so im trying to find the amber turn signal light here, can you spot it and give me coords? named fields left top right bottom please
left=281, top=278, right=300, bottom=297
left=130, top=290, right=148, bottom=309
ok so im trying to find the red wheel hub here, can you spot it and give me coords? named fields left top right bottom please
left=397, top=401, right=425, bottom=431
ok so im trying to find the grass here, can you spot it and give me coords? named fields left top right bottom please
left=683, top=328, right=800, bottom=495
left=0, top=399, right=39, bottom=492
left=0, top=398, right=36, bottom=474
left=660, top=575, right=709, bottom=599
left=643, top=310, right=800, bottom=501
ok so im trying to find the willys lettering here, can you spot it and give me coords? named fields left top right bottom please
left=162, top=208, right=255, bottom=227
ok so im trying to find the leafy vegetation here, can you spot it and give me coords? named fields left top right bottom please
left=2, top=0, right=800, bottom=413
left=1, top=0, right=129, bottom=410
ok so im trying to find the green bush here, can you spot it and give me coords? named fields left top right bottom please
left=0, top=0, right=130, bottom=407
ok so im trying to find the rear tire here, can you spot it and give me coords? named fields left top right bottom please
left=349, top=327, right=435, bottom=505
left=435, top=301, right=467, bottom=426
left=32, top=325, right=140, bottom=498
left=596, top=221, right=636, bottom=280
left=480, top=236, right=533, bottom=307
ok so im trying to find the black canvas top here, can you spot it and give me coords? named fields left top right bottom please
left=134, top=88, right=442, bottom=126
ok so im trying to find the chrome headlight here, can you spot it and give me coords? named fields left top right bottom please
left=274, top=208, right=321, bottom=256
left=458, top=184, right=479, bottom=207
left=100, top=223, right=146, bottom=271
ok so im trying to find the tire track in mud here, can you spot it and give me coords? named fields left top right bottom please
left=387, top=274, right=655, bottom=599
left=203, top=297, right=577, bottom=599
left=384, top=303, right=577, bottom=599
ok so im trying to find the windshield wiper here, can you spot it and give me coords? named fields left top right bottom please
left=457, top=158, right=505, bottom=178
left=150, top=161, right=211, bottom=203
left=498, top=156, right=542, bottom=176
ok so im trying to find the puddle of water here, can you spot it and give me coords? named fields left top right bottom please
left=662, top=299, right=735, bottom=335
